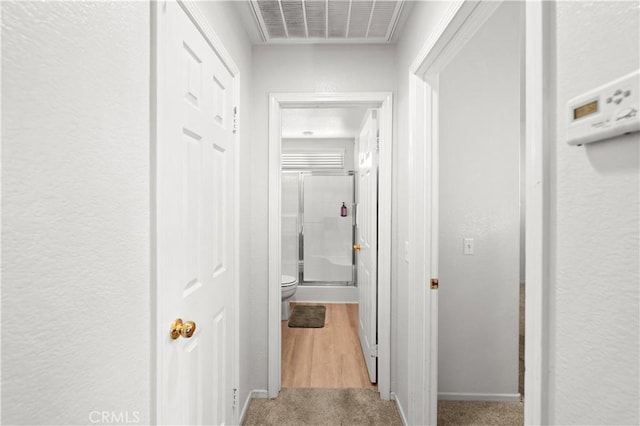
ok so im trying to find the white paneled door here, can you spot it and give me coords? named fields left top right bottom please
left=157, top=1, right=236, bottom=425
left=356, top=110, right=379, bottom=383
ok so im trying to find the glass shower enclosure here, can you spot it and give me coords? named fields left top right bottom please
left=281, top=171, right=355, bottom=286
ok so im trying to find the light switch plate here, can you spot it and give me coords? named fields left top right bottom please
left=463, top=238, right=474, bottom=255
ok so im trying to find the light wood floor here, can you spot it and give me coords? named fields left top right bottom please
left=281, top=303, right=376, bottom=390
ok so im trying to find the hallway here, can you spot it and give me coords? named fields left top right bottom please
left=2, top=1, right=638, bottom=425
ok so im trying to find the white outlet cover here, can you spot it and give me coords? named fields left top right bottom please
left=463, top=238, right=474, bottom=255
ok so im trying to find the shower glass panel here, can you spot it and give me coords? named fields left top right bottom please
left=281, top=173, right=299, bottom=278
left=302, top=174, right=354, bottom=283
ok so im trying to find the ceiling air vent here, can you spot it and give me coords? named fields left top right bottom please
left=282, top=151, right=345, bottom=169
left=251, top=0, right=404, bottom=43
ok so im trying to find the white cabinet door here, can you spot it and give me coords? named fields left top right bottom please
left=157, top=2, right=236, bottom=424
left=356, top=110, right=378, bottom=383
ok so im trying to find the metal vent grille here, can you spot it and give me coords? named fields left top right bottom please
left=251, top=0, right=404, bottom=43
left=282, top=151, right=345, bottom=169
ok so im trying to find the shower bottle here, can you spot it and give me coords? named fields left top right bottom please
left=341, top=202, right=348, bottom=217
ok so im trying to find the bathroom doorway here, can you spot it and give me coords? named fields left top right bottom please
left=280, top=106, right=370, bottom=389
left=267, top=92, right=393, bottom=399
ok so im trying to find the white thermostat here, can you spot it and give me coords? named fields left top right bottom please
left=567, top=69, right=639, bottom=146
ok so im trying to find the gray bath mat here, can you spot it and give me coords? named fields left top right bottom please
left=288, top=305, right=326, bottom=328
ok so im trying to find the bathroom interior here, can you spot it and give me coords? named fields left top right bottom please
left=280, top=106, right=377, bottom=389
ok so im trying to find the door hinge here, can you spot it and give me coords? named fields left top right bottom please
left=430, top=278, right=439, bottom=290
left=371, top=344, right=378, bottom=358
left=233, top=106, right=238, bottom=134
left=232, top=388, right=238, bottom=409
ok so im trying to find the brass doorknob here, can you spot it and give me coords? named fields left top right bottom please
left=170, top=318, right=197, bottom=339
left=353, top=244, right=361, bottom=251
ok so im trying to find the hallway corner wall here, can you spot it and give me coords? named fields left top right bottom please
left=550, top=2, right=639, bottom=424
left=1, top=2, right=152, bottom=424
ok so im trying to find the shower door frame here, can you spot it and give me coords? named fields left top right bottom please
left=268, top=92, right=393, bottom=400
left=291, top=170, right=357, bottom=286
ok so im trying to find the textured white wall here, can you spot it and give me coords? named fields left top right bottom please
left=393, top=0, right=457, bottom=415
left=196, top=0, right=254, bottom=412
left=250, top=44, right=396, bottom=390
left=551, top=1, right=639, bottom=424
left=2, top=2, right=151, bottom=424
left=438, top=2, right=521, bottom=398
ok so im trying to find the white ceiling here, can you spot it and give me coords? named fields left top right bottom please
left=281, top=107, right=369, bottom=139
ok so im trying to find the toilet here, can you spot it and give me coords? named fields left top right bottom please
left=281, top=274, right=298, bottom=320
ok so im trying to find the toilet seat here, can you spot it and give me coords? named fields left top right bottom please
left=281, top=275, right=297, bottom=287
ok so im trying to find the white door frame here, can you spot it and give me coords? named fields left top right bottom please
left=268, top=92, right=393, bottom=399
left=153, top=1, right=242, bottom=424
left=407, top=0, right=551, bottom=424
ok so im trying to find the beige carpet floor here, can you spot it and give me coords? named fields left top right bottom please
left=438, top=400, right=524, bottom=425
left=243, top=389, right=524, bottom=426
left=242, top=388, right=402, bottom=426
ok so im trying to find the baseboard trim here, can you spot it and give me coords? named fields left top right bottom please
left=390, top=392, right=408, bottom=426
left=239, top=389, right=268, bottom=424
left=292, top=285, right=358, bottom=303
left=438, top=392, right=522, bottom=402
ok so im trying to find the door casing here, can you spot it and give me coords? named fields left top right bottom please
left=267, top=92, right=393, bottom=399
left=407, top=0, right=552, bottom=424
